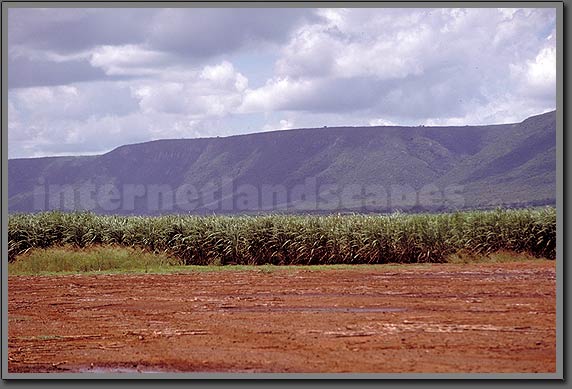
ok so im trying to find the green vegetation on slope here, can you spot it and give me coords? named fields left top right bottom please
left=8, top=208, right=556, bottom=267
left=8, top=111, right=556, bottom=214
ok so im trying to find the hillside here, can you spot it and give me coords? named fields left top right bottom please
left=8, top=110, right=556, bottom=215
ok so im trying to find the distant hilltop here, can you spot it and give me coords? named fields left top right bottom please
left=8, top=111, right=556, bottom=215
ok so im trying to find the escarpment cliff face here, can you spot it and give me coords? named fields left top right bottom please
left=9, top=111, right=556, bottom=214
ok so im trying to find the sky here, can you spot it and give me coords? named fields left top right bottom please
left=8, top=7, right=557, bottom=158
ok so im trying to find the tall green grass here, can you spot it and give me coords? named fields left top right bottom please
left=8, top=207, right=556, bottom=265
left=9, top=245, right=179, bottom=274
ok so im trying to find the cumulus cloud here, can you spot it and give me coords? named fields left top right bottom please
left=245, top=8, right=556, bottom=123
left=8, top=61, right=251, bottom=157
left=523, top=46, right=556, bottom=98
left=8, top=8, right=154, bottom=53
left=130, top=61, right=248, bottom=116
left=279, top=9, right=434, bottom=80
left=263, top=118, right=295, bottom=132
left=200, top=61, right=249, bottom=91
left=369, top=118, right=398, bottom=127
left=240, top=77, right=315, bottom=113
left=7, top=7, right=557, bottom=158
left=147, top=8, right=317, bottom=57
left=8, top=55, right=111, bottom=88
left=8, top=8, right=314, bottom=89
left=9, top=82, right=139, bottom=120
left=89, top=44, right=173, bottom=76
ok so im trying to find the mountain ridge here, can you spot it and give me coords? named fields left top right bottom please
left=8, top=110, right=556, bottom=215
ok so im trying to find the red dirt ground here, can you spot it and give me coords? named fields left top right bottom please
left=8, top=261, right=556, bottom=374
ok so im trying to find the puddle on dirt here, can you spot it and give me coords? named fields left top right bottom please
left=220, top=306, right=406, bottom=313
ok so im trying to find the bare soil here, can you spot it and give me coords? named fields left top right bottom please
left=8, top=261, right=556, bottom=374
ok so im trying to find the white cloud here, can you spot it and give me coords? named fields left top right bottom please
left=369, top=118, right=398, bottom=127
left=276, top=9, right=432, bottom=81
left=422, top=94, right=555, bottom=127
left=10, top=85, right=81, bottom=120
left=10, top=82, right=138, bottom=121
left=244, top=8, right=556, bottom=124
left=275, top=23, right=342, bottom=78
left=89, top=44, right=171, bottom=76
left=8, top=60, right=251, bottom=157
left=131, top=61, right=249, bottom=117
left=131, top=82, right=187, bottom=114
left=509, top=42, right=556, bottom=101
left=526, top=46, right=556, bottom=89
left=200, top=61, right=249, bottom=93
left=240, top=77, right=315, bottom=113
left=263, top=118, right=295, bottom=131
left=7, top=8, right=557, bottom=158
